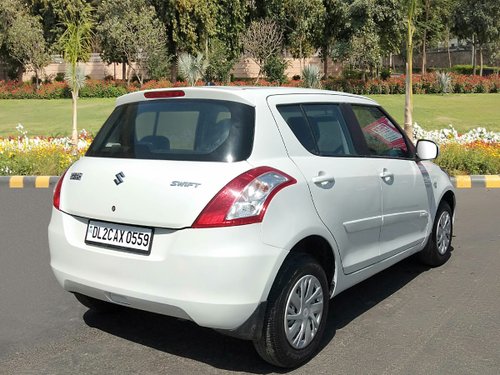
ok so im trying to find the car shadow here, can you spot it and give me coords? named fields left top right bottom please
left=83, top=253, right=443, bottom=374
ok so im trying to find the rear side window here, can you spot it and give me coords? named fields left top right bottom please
left=352, top=105, right=410, bottom=158
left=86, top=99, right=255, bottom=162
left=277, top=104, right=356, bottom=156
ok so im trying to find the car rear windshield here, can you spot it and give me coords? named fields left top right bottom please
left=86, top=99, right=255, bottom=162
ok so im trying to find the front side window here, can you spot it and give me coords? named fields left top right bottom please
left=352, top=105, right=410, bottom=158
left=86, top=99, right=255, bottom=162
left=277, top=103, right=356, bottom=156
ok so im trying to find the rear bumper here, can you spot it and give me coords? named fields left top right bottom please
left=48, top=208, right=287, bottom=333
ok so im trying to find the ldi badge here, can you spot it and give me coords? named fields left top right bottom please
left=70, top=172, right=83, bottom=181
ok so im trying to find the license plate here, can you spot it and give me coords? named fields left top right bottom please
left=85, top=220, right=154, bottom=254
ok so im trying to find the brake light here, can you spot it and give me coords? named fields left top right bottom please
left=192, top=167, right=296, bottom=228
left=144, top=90, right=185, bottom=99
left=53, top=170, right=68, bottom=210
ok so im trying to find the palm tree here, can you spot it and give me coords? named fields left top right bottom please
left=58, top=1, right=94, bottom=149
left=404, top=0, right=417, bottom=142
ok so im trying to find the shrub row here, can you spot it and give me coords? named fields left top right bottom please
left=1, top=133, right=498, bottom=176
left=323, top=73, right=500, bottom=95
left=1, top=73, right=499, bottom=99
left=436, top=142, right=500, bottom=176
left=450, top=65, right=500, bottom=76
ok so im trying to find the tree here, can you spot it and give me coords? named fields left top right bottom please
left=0, top=0, right=34, bottom=80
left=282, top=0, right=325, bottom=67
left=148, top=0, right=218, bottom=80
left=6, top=11, right=50, bottom=88
left=204, top=0, right=247, bottom=83
left=213, top=0, right=247, bottom=61
left=97, top=0, right=169, bottom=85
left=416, top=0, right=453, bottom=74
left=241, top=19, right=283, bottom=82
left=331, top=1, right=382, bottom=80
left=452, top=0, right=500, bottom=76
left=318, top=0, right=349, bottom=77
left=260, top=0, right=325, bottom=69
left=58, top=0, right=93, bottom=148
left=403, top=0, right=418, bottom=141
left=205, top=38, right=237, bottom=83
left=373, top=0, right=406, bottom=69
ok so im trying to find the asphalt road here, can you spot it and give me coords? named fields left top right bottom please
left=0, top=188, right=499, bottom=375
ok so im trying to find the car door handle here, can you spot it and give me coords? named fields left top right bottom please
left=379, top=169, right=394, bottom=179
left=312, top=175, right=335, bottom=184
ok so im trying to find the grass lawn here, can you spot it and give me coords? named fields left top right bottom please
left=0, top=98, right=115, bottom=137
left=369, top=93, right=500, bottom=133
left=0, top=94, right=498, bottom=137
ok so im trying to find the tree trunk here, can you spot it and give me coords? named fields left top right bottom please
left=421, top=0, right=430, bottom=75
left=422, top=38, right=427, bottom=75
left=404, top=62, right=413, bottom=142
left=122, top=60, right=126, bottom=81
left=421, top=32, right=427, bottom=74
left=479, top=46, right=483, bottom=76
left=35, top=70, right=40, bottom=90
left=323, top=46, right=328, bottom=79
left=170, top=61, right=177, bottom=82
left=446, top=29, right=452, bottom=68
left=127, top=64, right=132, bottom=85
left=471, top=34, right=476, bottom=75
left=71, top=90, right=78, bottom=153
left=404, top=8, right=415, bottom=143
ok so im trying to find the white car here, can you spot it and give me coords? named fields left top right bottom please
left=48, top=87, right=455, bottom=367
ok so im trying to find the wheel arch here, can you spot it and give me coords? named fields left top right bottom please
left=287, top=235, right=337, bottom=295
left=440, top=189, right=456, bottom=214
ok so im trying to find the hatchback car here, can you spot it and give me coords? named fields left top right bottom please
left=49, top=87, right=455, bottom=367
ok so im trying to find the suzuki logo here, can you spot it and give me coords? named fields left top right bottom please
left=114, top=172, right=125, bottom=185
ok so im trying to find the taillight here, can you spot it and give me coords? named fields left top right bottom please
left=192, top=166, right=296, bottom=228
left=144, top=90, right=185, bottom=99
left=53, top=170, right=68, bottom=210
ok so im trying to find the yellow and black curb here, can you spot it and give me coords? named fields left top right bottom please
left=0, top=176, right=59, bottom=189
left=1, top=175, right=500, bottom=189
left=450, top=175, right=500, bottom=189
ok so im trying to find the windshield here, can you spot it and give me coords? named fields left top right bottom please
left=86, top=99, right=255, bottom=162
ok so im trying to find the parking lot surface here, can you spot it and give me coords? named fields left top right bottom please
left=0, top=188, right=499, bottom=374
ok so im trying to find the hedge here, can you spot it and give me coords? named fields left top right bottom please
left=0, top=73, right=499, bottom=99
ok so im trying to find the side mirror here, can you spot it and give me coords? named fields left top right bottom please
left=416, top=139, right=439, bottom=160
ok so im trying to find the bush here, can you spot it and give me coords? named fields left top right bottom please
left=263, top=55, right=288, bottom=84
left=301, top=65, right=322, bottom=89
left=54, top=73, right=65, bottom=82
left=0, top=73, right=499, bottom=98
left=380, top=68, right=391, bottom=80
left=205, top=39, right=237, bottom=84
left=79, top=80, right=128, bottom=98
left=451, top=65, right=500, bottom=76
left=436, top=143, right=500, bottom=175
left=0, top=127, right=92, bottom=176
left=1, top=124, right=498, bottom=176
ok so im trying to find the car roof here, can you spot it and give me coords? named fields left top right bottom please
left=116, top=86, right=378, bottom=107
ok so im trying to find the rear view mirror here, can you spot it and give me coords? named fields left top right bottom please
left=416, top=139, right=439, bottom=160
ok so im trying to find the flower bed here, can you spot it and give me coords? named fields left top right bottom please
left=0, top=73, right=498, bottom=99
left=1, top=124, right=498, bottom=176
left=0, top=125, right=92, bottom=176
left=323, top=73, right=500, bottom=95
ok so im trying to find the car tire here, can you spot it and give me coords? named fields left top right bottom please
left=74, top=293, right=119, bottom=313
left=253, top=253, right=329, bottom=368
left=419, top=201, right=453, bottom=267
